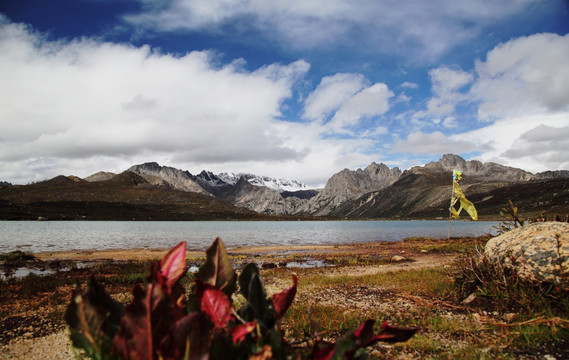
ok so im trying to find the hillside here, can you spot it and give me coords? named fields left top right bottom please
left=0, top=172, right=266, bottom=220
left=332, top=164, right=569, bottom=220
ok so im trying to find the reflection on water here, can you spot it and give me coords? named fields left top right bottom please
left=0, top=220, right=497, bottom=253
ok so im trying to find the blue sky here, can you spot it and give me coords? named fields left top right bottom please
left=1, top=0, right=568, bottom=187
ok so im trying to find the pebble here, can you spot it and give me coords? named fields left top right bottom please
left=462, top=292, right=477, bottom=304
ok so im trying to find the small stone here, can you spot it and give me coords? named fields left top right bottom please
left=420, top=249, right=428, bottom=253
left=503, top=313, right=517, bottom=323
left=462, top=292, right=477, bottom=304
left=391, top=255, right=406, bottom=262
left=543, top=355, right=556, bottom=360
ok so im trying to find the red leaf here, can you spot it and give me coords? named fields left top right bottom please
left=371, top=320, right=418, bottom=344
left=159, top=312, right=210, bottom=360
left=111, top=280, right=185, bottom=359
left=160, top=241, right=187, bottom=289
left=272, top=274, right=297, bottom=320
left=353, top=319, right=375, bottom=346
left=231, top=320, right=257, bottom=344
left=201, top=287, right=233, bottom=328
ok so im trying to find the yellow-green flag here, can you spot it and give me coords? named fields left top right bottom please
left=451, top=176, right=478, bottom=221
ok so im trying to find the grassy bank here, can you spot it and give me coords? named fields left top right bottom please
left=1, top=236, right=568, bottom=359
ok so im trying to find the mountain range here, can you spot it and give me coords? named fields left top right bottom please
left=1, top=154, right=568, bottom=220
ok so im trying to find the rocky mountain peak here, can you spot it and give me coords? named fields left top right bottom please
left=424, top=154, right=535, bottom=182
left=225, top=176, right=308, bottom=215
left=298, top=162, right=402, bottom=216
left=439, top=153, right=467, bottom=170
left=127, top=163, right=208, bottom=195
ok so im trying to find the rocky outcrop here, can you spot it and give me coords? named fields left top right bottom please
left=84, top=171, right=116, bottom=182
left=128, top=162, right=209, bottom=195
left=425, top=154, right=535, bottom=182
left=191, top=170, right=234, bottom=198
left=225, top=177, right=307, bottom=215
left=535, top=170, right=569, bottom=180
left=485, top=222, right=569, bottom=284
left=297, top=162, right=401, bottom=216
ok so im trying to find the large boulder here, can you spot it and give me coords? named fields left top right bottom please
left=485, top=222, right=569, bottom=284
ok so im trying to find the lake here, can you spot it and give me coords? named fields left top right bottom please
left=0, top=220, right=498, bottom=253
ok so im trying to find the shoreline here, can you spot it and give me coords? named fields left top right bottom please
left=30, top=236, right=490, bottom=262
left=33, top=243, right=359, bottom=261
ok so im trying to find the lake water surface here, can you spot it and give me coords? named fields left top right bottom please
left=0, top=220, right=497, bottom=253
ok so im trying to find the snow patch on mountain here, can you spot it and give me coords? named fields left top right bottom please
left=217, top=173, right=310, bottom=192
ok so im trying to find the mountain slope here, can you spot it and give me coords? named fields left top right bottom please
left=332, top=155, right=569, bottom=219
left=224, top=177, right=308, bottom=215
left=0, top=172, right=259, bottom=220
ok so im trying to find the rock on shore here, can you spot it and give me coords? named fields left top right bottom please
left=485, top=222, right=569, bottom=284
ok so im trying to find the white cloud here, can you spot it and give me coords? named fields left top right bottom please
left=125, top=0, right=536, bottom=60
left=0, top=17, right=391, bottom=187
left=303, top=73, right=393, bottom=132
left=430, top=66, right=473, bottom=97
left=396, top=92, right=411, bottom=103
left=472, top=33, right=569, bottom=120
left=406, top=32, right=569, bottom=173
left=0, top=19, right=325, bottom=183
left=456, top=112, right=569, bottom=172
left=504, top=124, right=569, bottom=165
left=400, top=82, right=419, bottom=89
left=303, top=73, right=368, bottom=120
left=327, top=83, right=394, bottom=130
left=391, top=131, right=482, bottom=155
left=424, top=66, right=474, bottom=117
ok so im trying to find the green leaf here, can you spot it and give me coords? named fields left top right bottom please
left=238, top=264, right=273, bottom=327
left=197, top=237, right=237, bottom=297
left=238, top=263, right=258, bottom=299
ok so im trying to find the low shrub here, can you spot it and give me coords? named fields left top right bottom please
left=454, top=246, right=569, bottom=316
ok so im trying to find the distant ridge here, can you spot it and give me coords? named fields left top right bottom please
left=2, top=153, right=568, bottom=220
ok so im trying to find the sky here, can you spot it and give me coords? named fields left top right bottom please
left=1, top=0, right=568, bottom=187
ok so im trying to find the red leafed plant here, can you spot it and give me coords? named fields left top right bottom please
left=66, top=238, right=417, bottom=360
